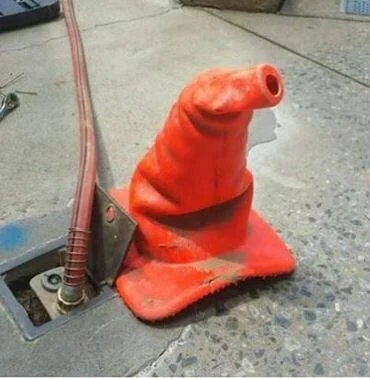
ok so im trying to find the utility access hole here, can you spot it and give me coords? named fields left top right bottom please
left=7, top=269, right=99, bottom=326
left=9, top=274, right=51, bottom=326
left=0, top=239, right=116, bottom=340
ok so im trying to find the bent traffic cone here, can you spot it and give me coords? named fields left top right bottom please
left=110, top=64, right=296, bottom=321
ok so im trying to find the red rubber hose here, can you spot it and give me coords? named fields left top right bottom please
left=58, top=0, right=97, bottom=306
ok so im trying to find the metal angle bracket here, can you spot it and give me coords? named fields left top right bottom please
left=87, top=184, right=137, bottom=287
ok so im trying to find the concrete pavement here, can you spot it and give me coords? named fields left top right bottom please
left=0, top=0, right=369, bottom=376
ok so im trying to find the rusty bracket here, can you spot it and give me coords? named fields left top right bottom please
left=87, top=184, right=137, bottom=287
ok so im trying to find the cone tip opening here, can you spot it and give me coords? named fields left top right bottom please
left=266, top=74, right=280, bottom=96
left=258, top=64, right=284, bottom=106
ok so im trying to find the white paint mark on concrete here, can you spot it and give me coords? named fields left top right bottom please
left=241, top=357, right=256, bottom=374
left=335, top=302, right=341, bottom=313
left=357, top=319, right=364, bottom=329
left=284, top=336, right=301, bottom=352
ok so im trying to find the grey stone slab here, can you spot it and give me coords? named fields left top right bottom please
left=0, top=34, right=78, bottom=223
left=0, top=0, right=172, bottom=53
left=207, top=9, right=370, bottom=86
left=74, top=0, right=173, bottom=30
left=0, top=297, right=184, bottom=376
left=0, top=36, right=78, bottom=222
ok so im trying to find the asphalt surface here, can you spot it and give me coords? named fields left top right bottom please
left=0, top=0, right=369, bottom=376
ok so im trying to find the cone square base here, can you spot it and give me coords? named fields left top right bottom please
left=111, top=188, right=296, bottom=321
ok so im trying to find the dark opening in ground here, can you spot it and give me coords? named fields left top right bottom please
left=3, top=247, right=100, bottom=327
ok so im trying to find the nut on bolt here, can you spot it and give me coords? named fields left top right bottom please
left=42, top=273, right=62, bottom=292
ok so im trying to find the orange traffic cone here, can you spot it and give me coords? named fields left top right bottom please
left=110, top=64, right=296, bottom=321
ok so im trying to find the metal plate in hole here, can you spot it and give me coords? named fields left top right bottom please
left=29, top=266, right=63, bottom=320
left=87, top=184, right=137, bottom=287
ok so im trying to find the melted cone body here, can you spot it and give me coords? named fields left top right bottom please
left=110, top=64, right=296, bottom=321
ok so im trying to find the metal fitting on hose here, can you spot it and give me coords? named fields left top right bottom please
left=57, top=285, right=86, bottom=314
left=57, top=227, right=89, bottom=312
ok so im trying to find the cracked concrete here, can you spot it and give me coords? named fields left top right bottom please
left=0, top=0, right=369, bottom=376
left=0, top=0, right=177, bottom=54
left=205, top=8, right=370, bottom=87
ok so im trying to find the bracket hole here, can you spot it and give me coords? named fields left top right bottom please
left=105, top=205, right=116, bottom=223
